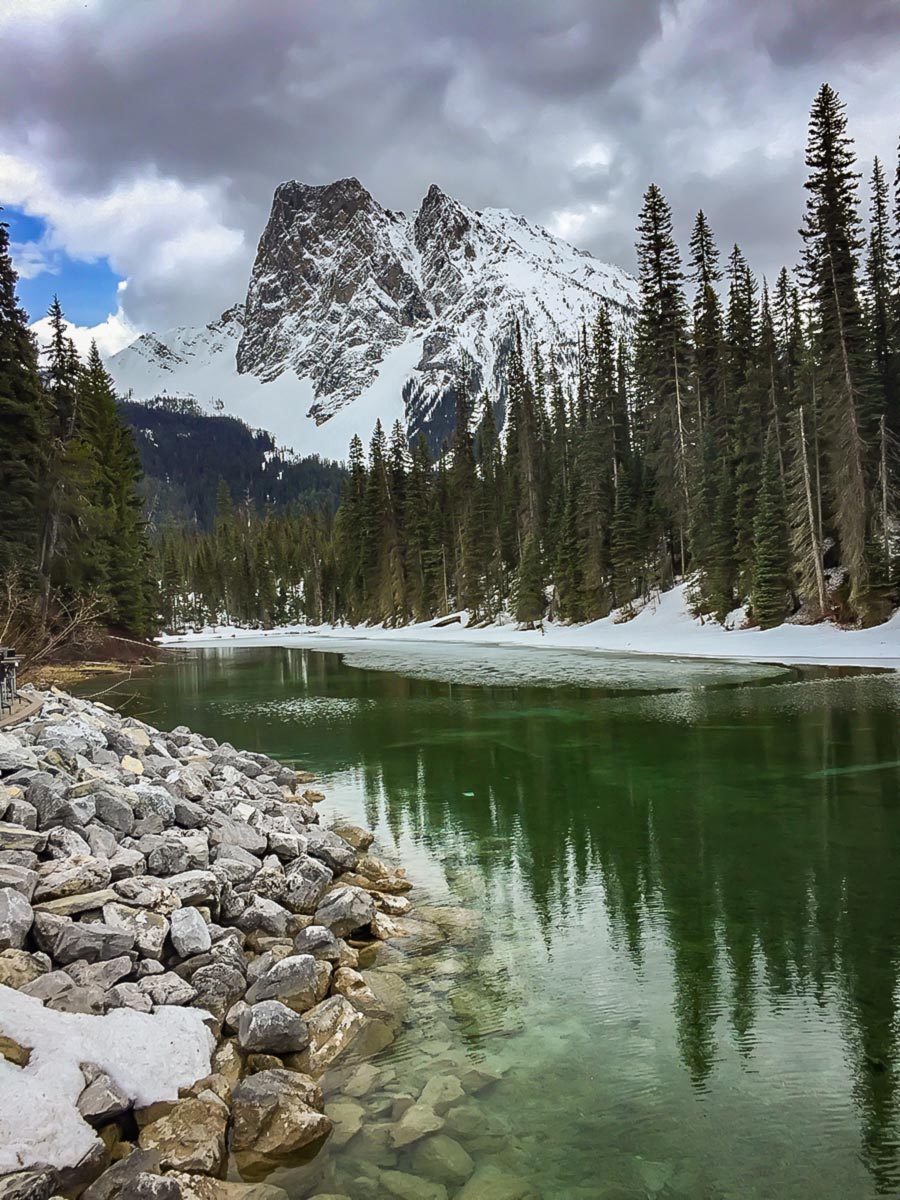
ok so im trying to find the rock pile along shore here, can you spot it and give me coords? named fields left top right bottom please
left=0, top=685, right=430, bottom=1200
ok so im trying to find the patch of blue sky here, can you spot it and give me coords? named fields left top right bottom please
left=2, top=207, right=123, bottom=325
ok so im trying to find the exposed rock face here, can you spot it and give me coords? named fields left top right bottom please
left=237, top=178, right=430, bottom=404
left=108, top=180, right=636, bottom=452
left=237, top=179, right=635, bottom=442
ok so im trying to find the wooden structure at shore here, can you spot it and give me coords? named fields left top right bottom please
left=0, top=646, right=21, bottom=719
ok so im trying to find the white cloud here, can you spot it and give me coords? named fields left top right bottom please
left=30, top=309, right=137, bottom=360
left=0, top=152, right=246, bottom=330
left=30, top=281, right=138, bottom=360
left=574, top=141, right=612, bottom=170
left=9, top=238, right=59, bottom=280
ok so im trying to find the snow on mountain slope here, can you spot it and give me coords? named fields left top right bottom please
left=108, top=178, right=637, bottom=459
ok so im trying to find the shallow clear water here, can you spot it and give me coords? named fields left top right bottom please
left=96, top=644, right=900, bottom=1198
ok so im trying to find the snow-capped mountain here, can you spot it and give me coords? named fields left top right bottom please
left=109, top=178, right=636, bottom=459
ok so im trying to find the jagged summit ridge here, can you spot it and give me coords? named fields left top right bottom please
left=109, top=178, right=636, bottom=456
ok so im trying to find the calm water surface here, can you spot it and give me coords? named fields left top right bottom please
left=98, top=643, right=900, bottom=1199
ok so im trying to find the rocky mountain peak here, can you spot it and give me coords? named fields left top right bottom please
left=109, top=178, right=637, bottom=456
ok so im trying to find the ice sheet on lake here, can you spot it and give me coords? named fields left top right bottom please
left=334, top=642, right=788, bottom=690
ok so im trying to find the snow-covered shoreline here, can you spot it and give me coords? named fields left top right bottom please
left=159, top=584, right=900, bottom=670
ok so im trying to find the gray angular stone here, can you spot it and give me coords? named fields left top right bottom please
left=190, top=961, right=247, bottom=1022
left=32, top=887, right=119, bottom=916
left=266, top=827, right=305, bottom=861
left=292, top=923, right=343, bottom=962
left=33, top=855, right=112, bottom=903
left=64, top=955, right=133, bottom=989
left=245, top=953, right=318, bottom=1013
left=0, top=849, right=39, bottom=870
left=138, top=970, right=197, bottom=1006
left=38, top=717, right=107, bottom=754
left=172, top=797, right=205, bottom=827
left=101, top=901, right=169, bottom=959
left=107, top=845, right=146, bottom=879
left=313, top=885, right=376, bottom=938
left=0, top=863, right=38, bottom=899
left=4, top=799, right=38, bottom=830
left=302, top=825, right=357, bottom=873
left=130, top=782, right=176, bottom=821
left=0, top=821, right=47, bottom=853
left=44, top=826, right=92, bottom=859
left=165, top=870, right=221, bottom=907
left=238, top=1000, right=309, bottom=1054
left=77, top=1063, right=131, bottom=1125
left=235, top=896, right=289, bottom=937
left=113, top=876, right=181, bottom=914
left=106, top=981, right=153, bottom=1012
left=81, top=1149, right=162, bottom=1200
left=32, top=911, right=135, bottom=964
left=92, top=789, right=134, bottom=835
left=0, top=886, right=33, bottom=950
left=169, top=905, right=211, bottom=957
left=208, top=812, right=267, bottom=855
left=86, top=825, right=119, bottom=859
left=282, top=855, right=332, bottom=914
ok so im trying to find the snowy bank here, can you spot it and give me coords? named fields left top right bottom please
left=159, top=583, right=900, bottom=670
left=0, top=986, right=212, bottom=1174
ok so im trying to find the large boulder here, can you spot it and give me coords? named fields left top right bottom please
left=229, top=1070, right=330, bottom=1173
left=286, top=995, right=366, bottom=1076
left=282, top=857, right=332, bottom=915
left=138, top=1092, right=229, bottom=1175
left=0, top=886, right=33, bottom=951
left=169, top=906, right=212, bottom=957
left=32, top=911, right=135, bottom=964
left=411, top=1134, right=475, bottom=1188
left=313, top=886, right=375, bottom=938
left=237, top=1001, right=309, bottom=1055
left=245, top=955, right=318, bottom=1013
left=102, top=902, right=169, bottom=959
left=32, top=855, right=111, bottom=903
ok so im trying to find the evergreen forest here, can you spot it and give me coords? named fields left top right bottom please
left=2, top=85, right=899, bottom=647
left=156, top=87, right=900, bottom=634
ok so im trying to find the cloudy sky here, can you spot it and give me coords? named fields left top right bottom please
left=2, top=0, right=899, bottom=356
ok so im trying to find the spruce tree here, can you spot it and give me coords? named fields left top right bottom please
left=751, top=428, right=791, bottom=628
left=866, top=157, right=896, bottom=427
left=800, top=83, right=877, bottom=619
left=514, top=530, right=544, bottom=627
left=633, top=184, right=693, bottom=574
left=0, top=215, right=45, bottom=572
left=79, top=342, right=154, bottom=633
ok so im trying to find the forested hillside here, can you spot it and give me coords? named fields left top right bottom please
left=159, top=86, right=899, bottom=634
left=120, top=398, right=345, bottom=529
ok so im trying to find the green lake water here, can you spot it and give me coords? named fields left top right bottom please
left=95, top=643, right=900, bottom=1199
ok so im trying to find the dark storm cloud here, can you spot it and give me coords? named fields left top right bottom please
left=1, top=0, right=898, bottom=330
left=752, top=0, right=900, bottom=67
